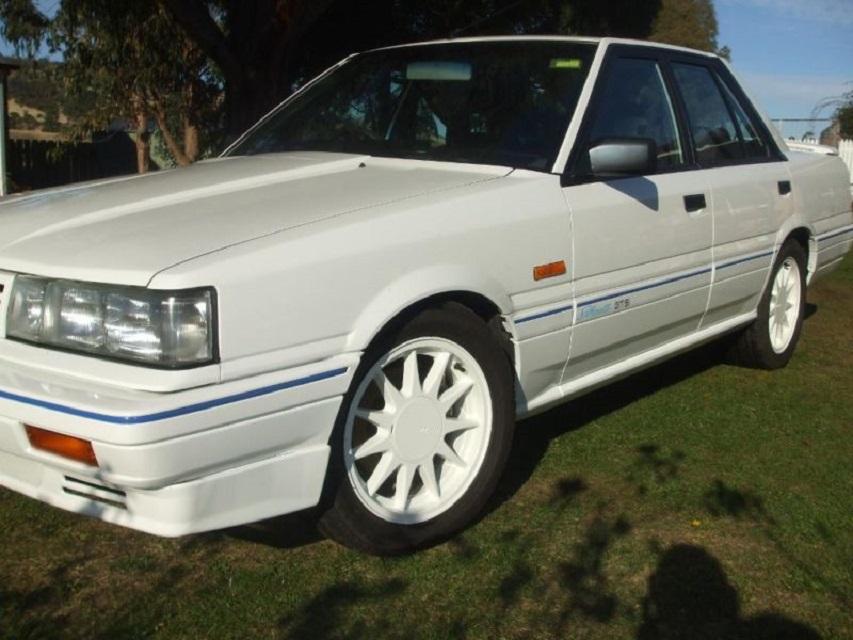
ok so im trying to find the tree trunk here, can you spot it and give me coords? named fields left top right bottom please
left=134, top=111, right=150, bottom=174
left=183, top=120, right=200, bottom=162
left=159, top=0, right=337, bottom=141
left=153, top=106, right=191, bottom=167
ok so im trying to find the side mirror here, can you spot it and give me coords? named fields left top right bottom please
left=588, top=138, right=657, bottom=178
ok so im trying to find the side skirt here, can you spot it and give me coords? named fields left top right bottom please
left=518, top=311, right=756, bottom=418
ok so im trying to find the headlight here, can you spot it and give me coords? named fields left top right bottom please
left=6, top=276, right=216, bottom=368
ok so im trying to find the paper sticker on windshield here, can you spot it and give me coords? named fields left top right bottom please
left=550, top=58, right=582, bottom=70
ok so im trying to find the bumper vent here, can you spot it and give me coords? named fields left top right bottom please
left=62, top=476, right=128, bottom=510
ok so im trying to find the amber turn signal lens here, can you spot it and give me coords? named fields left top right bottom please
left=25, top=425, right=98, bottom=467
left=533, top=260, right=567, bottom=281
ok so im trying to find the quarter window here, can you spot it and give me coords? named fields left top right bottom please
left=584, top=58, right=684, bottom=171
left=672, top=62, right=744, bottom=165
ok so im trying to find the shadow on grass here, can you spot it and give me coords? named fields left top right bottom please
left=221, top=508, right=324, bottom=550
left=277, top=578, right=408, bottom=640
left=638, top=544, right=821, bottom=640
left=0, top=557, right=84, bottom=639
left=488, top=341, right=726, bottom=515
left=702, top=479, right=850, bottom=610
left=211, top=335, right=727, bottom=555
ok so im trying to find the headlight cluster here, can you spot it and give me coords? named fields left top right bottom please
left=6, top=276, right=215, bottom=368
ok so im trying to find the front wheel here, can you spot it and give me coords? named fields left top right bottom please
left=730, top=240, right=807, bottom=369
left=318, top=304, right=515, bottom=555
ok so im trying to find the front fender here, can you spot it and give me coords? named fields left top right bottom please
left=345, top=264, right=512, bottom=352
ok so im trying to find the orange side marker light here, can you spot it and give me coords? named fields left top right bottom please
left=533, top=260, right=567, bottom=282
left=25, top=425, right=98, bottom=467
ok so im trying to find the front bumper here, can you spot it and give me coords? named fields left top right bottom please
left=0, top=353, right=357, bottom=536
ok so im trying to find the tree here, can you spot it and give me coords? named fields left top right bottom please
left=648, top=0, right=722, bottom=53
left=5, top=0, right=728, bottom=163
left=0, top=0, right=48, bottom=56
left=814, top=88, right=853, bottom=140
left=158, top=0, right=337, bottom=138
left=1, top=0, right=219, bottom=172
left=158, top=0, right=681, bottom=140
left=54, top=1, right=220, bottom=171
left=839, top=104, right=853, bottom=139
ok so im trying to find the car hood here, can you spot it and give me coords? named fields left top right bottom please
left=0, top=152, right=510, bottom=286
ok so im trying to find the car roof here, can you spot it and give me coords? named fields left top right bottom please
left=372, top=35, right=719, bottom=60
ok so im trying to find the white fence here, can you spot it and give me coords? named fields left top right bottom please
left=839, top=139, right=853, bottom=180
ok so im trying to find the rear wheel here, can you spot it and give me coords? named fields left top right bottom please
left=730, top=240, right=807, bottom=369
left=318, top=303, right=515, bottom=555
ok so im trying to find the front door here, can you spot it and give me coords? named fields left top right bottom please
left=560, top=49, right=714, bottom=381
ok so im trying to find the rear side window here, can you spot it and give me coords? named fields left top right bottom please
left=584, top=57, right=684, bottom=171
left=672, top=62, right=744, bottom=165
left=717, top=78, right=769, bottom=159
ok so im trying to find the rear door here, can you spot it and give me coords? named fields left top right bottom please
left=560, top=46, right=713, bottom=380
left=667, top=56, right=792, bottom=326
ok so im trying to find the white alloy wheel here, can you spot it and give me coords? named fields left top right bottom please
left=344, top=337, right=493, bottom=525
left=768, top=257, right=802, bottom=354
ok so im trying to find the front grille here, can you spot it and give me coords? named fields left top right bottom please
left=62, top=476, right=128, bottom=510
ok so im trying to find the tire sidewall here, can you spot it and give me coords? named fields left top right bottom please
left=754, top=242, right=807, bottom=368
left=318, top=304, right=515, bottom=555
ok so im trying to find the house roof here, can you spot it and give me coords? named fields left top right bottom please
left=0, top=57, right=20, bottom=75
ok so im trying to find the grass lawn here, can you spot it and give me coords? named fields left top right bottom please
left=1, top=255, right=851, bottom=640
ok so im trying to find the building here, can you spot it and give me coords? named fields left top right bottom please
left=0, top=57, right=20, bottom=197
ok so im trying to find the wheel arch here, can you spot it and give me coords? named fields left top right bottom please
left=775, top=217, right=816, bottom=282
left=782, top=225, right=816, bottom=282
left=345, top=267, right=514, bottom=361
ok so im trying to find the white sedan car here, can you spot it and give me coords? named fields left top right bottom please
left=0, top=37, right=850, bottom=554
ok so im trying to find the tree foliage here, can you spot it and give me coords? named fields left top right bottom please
left=814, top=87, right=853, bottom=140
left=649, top=0, right=720, bottom=52
left=0, top=0, right=48, bottom=55
left=2, top=0, right=729, bottom=170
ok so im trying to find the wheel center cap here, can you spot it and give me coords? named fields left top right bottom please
left=394, top=398, right=443, bottom=462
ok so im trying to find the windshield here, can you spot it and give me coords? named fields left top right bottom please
left=229, top=41, right=596, bottom=172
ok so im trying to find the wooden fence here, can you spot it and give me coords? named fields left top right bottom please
left=7, top=132, right=137, bottom=192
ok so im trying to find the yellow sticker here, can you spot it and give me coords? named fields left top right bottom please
left=550, top=58, right=582, bottom=70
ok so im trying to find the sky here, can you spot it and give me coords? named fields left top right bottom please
left=2, top=0, right=851, bottom=140
left=716, top=0, right=853, bottom=140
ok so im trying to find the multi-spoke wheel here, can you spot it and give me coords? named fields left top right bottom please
left=768, top=257, right=802, bottom=354
left=319, top=303, right=514, bottom=555
left=730, top=240, right=807, bottom=369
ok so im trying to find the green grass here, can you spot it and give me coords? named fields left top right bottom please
left=2, top=256, right=852, bottom=640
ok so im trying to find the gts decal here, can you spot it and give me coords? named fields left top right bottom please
left=578, top=297, right=631, bottom=322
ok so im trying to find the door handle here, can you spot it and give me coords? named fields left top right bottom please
left=778, top=180, right=792, bottom=195
left=684, top=193, right=707, bottom=213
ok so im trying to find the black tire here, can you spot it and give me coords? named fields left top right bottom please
left=317, top=302, right=515, bottom=555
left=729, top=240, right=807, bottom=369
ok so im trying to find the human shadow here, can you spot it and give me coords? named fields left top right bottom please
left=637, top=544, right=821, bottom=640
left=702, top=479, right=849, bottom=610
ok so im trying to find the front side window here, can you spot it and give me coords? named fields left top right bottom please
left=672, top=62, right=745, bottom=165
left=230, top=42, right=596, bottom=172
left=582, top=57, right=685, bottom=172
